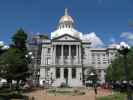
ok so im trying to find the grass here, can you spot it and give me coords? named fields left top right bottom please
left=47, top=89, right=85, bottom=96
left=97, top=92, right=126, bottom=100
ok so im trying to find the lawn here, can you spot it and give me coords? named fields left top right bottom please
left=97, top=92, right=126, bottom=100
left=47, top=88, right=85, bottom=96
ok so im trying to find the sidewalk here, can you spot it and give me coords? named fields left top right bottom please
left=23, top=88, right=112, bottom=100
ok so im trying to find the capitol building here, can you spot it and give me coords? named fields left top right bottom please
left=29, top=9, right=117, bottom=87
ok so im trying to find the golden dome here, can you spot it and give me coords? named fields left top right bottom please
left=59, top=8, right=74, bottom=23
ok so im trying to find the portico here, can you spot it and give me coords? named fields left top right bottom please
left=52, top=43, right=81, bottom=65
left=50, top=34, right=83, bottom=87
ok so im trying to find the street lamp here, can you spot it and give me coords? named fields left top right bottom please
left=25, top=51, right=36, bottom=85
left=116, top=41, right=132, bottom=100
left=90, top=72, right=97, bottom=95
left=36, top=71, right=40, bottom=86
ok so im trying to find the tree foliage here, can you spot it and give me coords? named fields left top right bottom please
left=0, top=48, right=28, bottom=80
left=0, top=28, right=29, bottom=84
left=106, top=47, right=133, bottom=82
left=12, top=28, right=27, bottom=52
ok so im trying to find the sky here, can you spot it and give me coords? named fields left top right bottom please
left=0, top=0, right=133, bottom=46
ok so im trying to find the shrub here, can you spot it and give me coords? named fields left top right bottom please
left=0, top=93, right=28, bottom=99
left=60, top=82, right=67, bottom=88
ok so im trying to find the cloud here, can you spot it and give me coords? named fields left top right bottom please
left=0, top=41, right=9, bottom=50
left=121, top=32, right=133, bottom=45
left=2, top=45, right=9, bottom=50
left=109, top=37, right=116, bottom=43
left=121, top=32, right=133, bottom=40
left=0, top=41, right=4, bottom=46
left=81, top=32, right=104, bottom=47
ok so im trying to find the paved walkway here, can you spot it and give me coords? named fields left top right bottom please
left=23, top=88, right=112, bottom=100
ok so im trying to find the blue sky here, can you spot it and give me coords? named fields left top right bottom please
left=0, top=0, right=133, bottom=46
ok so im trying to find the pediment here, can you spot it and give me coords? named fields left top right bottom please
left=52, top=34, right=81, bottom=42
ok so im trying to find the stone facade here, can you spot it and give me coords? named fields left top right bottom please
left=29, top=9, right=117, bottom=87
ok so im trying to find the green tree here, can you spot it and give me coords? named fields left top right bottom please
left=106, top=47, right=133, bottom=82
left=0, top=48, right=28, bottom=82
left=0, top=28, right=29, bottom=90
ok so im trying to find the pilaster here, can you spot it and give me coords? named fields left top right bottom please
left=79, top=45, right=81, bottom=64
left=54, top=45, right=56, bottom=65
left=76, top=45, right=79, bottom=64
left=51, top=45, right=53, bottom=64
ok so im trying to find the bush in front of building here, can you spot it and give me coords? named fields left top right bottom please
left=0, top=93, right=28, bottom=100
left=60, top=82, right=68, bottom=88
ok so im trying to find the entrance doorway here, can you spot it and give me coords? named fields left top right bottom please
left=64, top=68, right=68, bottom=86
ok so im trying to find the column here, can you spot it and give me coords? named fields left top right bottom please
left=61, top=68, right=64, bottom=79
left=51, top=45, right=53, bottom=64
left=61, top=45, right=64, bottom=64
left=68, top=68, right=72, bottom=80
left=76, top=45, right=79, bottom=64
left=68, top=68, right=71, bottom=86
left=69, top=45, right=71, bottom=64
left=76, top=45, right=79, bottom=57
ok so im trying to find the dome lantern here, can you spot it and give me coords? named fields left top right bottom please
left=65, top=8, right=68, bottom=15
left=58, top=8, right=74, bottom=29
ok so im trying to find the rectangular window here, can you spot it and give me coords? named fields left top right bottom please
left=97, top=62, right=101, bottom=64
left=56, top=68, right=60, bottom=78
left=72, top=68, right=76, bottom=79
left=103, top=62, right=107, bottom=64
left=92, top=62, right=95, bottom=64
left=48, top=48, right=51, bottom=53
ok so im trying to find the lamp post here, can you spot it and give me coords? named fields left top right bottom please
left=116, top=42, right=132, bottom=100
left=90, top=72, right=97, bottom=95
left=25, top=51, right=36, bottom=85
left=36, top=71, right=40, bottom=86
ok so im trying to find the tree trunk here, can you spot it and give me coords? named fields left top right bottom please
left=16, top=80, right=20, bottom=93
left=7, top=80, right=12, bottom=90
left=9, top=81, right=12, bottom=90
